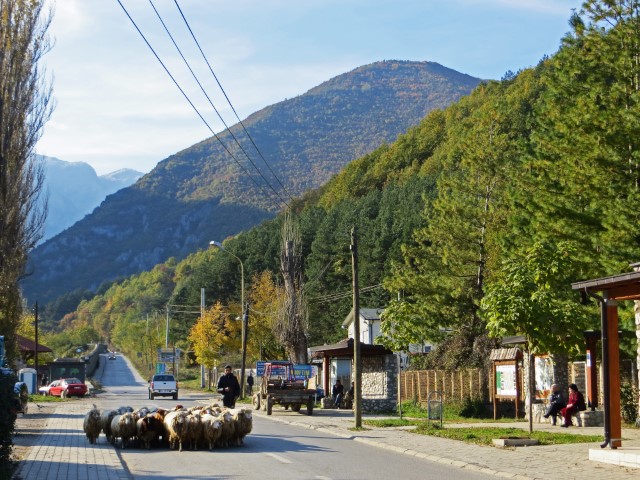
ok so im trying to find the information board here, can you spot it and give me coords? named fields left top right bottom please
left=495, top=364, right=517, bottom=397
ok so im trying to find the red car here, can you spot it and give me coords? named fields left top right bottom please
left=38, top=378, right=88, bottom=398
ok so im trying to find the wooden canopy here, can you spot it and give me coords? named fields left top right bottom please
left=572, top=267, right=640, bottom=449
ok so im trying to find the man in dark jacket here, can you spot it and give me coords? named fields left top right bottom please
left=217, top=365, right=241, bottom=408
left=543, top=384, right=566, bottom=425
left=332, top=379, right=344, bottom=409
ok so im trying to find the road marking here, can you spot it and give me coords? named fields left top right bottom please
left=264, top=452, right=293, bottom=464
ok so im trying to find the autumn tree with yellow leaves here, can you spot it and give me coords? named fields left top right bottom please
left=189, top=302, right=240, bottom=388
left=248, top=271, right=286, bottom=361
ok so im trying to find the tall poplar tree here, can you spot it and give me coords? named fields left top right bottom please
left=0, top=0, right=52, bottom=364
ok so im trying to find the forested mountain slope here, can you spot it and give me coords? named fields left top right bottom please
left=48, top=3, right=640, bottom=372
left=22, top=60, right=480, bottom=303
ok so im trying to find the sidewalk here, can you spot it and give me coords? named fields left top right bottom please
left=253, top=407, right=640, bottom=480
left=11, top=401, right=127, bottom=480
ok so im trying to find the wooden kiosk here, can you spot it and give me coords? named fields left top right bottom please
left=491, top=348, right=523, bottom=419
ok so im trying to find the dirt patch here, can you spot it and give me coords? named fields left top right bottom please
left=11, top=402, right=58, bottom=462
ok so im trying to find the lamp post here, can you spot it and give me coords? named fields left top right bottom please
left=210, top=241, right=247, bottom=399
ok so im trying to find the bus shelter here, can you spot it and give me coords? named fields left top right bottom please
left=572, top=268, right=640, bottom=449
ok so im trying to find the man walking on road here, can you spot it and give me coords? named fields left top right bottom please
left=217, top=364, right=241, bottom=408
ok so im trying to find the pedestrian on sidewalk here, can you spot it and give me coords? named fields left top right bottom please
left=247, top=371, right=254, bottom=396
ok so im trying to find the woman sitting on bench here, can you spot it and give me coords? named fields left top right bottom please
left=560, top=383, right=586, bottom=427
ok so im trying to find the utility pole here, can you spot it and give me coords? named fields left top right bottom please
left=165, top=305, right=170, bottom=348
left=34, top=302, right=39, bottom=378
left=201, top=288, right=205, bottom=388
left=351, top=227, right=362, bottom=428
left=240, top=303, right=249, bottom=399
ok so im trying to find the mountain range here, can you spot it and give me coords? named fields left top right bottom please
left=22, top=60, right=481, bottom=303
left=39, top=156, right=143, bottom=242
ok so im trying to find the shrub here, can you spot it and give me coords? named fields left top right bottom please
left=620, top=382, right=639, bottom=424
left=0, top=370, right=18, bottom=477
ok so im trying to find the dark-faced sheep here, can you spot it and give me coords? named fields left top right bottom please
left=136, top=414, right=163, bottom=449
left=163, top=410, right=189, bottom=452
left=83, top=405, right=102, bottom=444
left=101, top=409, right=118, bottom=443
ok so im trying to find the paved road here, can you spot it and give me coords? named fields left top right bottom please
left=95, top=353, right=493, bottom=479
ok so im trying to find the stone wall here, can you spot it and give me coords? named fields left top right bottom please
left=362, top=354, right=397, bottom=413
left=86, top=343, right=108, bottom=378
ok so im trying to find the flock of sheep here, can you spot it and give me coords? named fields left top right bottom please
left=82, top=403, right=253, bottom=452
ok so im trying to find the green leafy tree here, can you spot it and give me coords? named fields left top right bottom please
left=481, top=241, right=593, bottom=354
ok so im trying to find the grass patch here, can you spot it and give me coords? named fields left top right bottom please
left=398, top=399, right=519, bottom=423
left=413, top=424, right=602, bottom=446
left=28, top=394, right=65, bottom=403
left=348, top=426, right=371, bottom=432
left=365, top=418, right=419, bottom=428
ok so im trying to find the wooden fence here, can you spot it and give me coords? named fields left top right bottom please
left=399, top=369, right=488, bottom=404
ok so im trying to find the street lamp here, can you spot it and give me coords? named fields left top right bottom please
left=209, top=241, right=247, bottom=399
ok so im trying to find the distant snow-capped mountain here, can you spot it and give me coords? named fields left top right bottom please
left=38, top=155, right=143, bottom=242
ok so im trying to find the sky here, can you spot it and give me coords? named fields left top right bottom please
left=36, top=0, right=581, bottom=175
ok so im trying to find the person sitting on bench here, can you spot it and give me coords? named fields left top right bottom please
left=332, top=379, right=344, bottom=409
left=560, top=383, right=586, bottom=427
left=543, top=384, right=566, bottom=425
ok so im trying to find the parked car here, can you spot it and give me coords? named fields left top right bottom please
left=39, top=378, right=88, bottom=398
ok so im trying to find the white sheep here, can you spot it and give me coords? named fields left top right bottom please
left=83, top=405, right=102, bottom=444
left=215, top=409, right=236, bottom=448
left=163, top=410, right=189, bottom=452
left=110, top=412, right=136, bottom=449
left=201, top=413, right=223, bottom=451
left=185, top=412, right=203, bottom=450
left=230, top=408, right=253, bottom=446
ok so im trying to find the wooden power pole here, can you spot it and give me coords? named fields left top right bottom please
left=351, top=227, right=362, bottom=427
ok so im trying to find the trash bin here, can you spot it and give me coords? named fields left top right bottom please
left=18, top=368, right=37, bottom=394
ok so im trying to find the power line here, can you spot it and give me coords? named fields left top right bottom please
left=309, top=284, right=383, bottom=304
left=172, top=0, right=294, bottom=201
left=148, top=0, right=290, bottom=207
left=116, top=0, right=288, bottom=210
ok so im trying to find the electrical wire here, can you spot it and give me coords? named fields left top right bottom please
left=172, top=0, right=294, bottom=201
left=116, top=0, right=288, bottom=210
left=309, top=284, right=383, bottom=304
left=148, top=0, right=290, bottom=208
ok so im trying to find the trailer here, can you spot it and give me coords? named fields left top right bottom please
left=252, top=361, right=316, bottom=416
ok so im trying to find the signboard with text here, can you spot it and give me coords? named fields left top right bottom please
left=495, top=364, right=517, bottom=397
left=256, top=361, right=317, bottom=379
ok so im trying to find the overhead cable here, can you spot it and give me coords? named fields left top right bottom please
left=172, top=0, right=294, bottom=201
left=148, top=0, right=290, bottom=208
left=116, top=0, right=288, bottom=210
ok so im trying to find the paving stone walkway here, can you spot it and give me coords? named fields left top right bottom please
left=11, top=401, right=128, bottom=480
